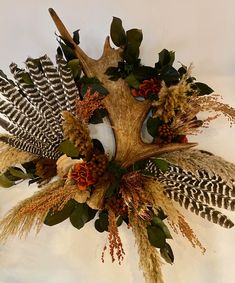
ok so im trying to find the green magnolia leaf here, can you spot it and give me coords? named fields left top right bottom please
left=70, top=202, right=97, bottom=230
left=22, top=161, right=36, bottom=176
left=152, top=216, right=172, bottom=239
left=124, top=28, right=143, bottom=63
left=110, top=17, right=126, bottom=47
left=147, top=117, right=162, bottom=137
left=159, top=65, right=180, bottom=82
left=58, top=140, right=79, bottom=158
left=89, top=108, right=108, bottom=124
left=0, top=174, right=15, bottom=188
left=0, top=69, right=8, bottom=79
left=152, top=158, right=169, bottom=172
left=194, top=82, right=214, bottom=95
left=44, top=199, right=76, bottom=226
left=95, top=211, right=109, bottom=232
left=67, top=59, right=82, bottom=80
left=8, top=167, right=29, bottom=180
left=58, top=40, right=76, bottom=61
left=92, top=139, right=105, bottom=154
left=125, top=73, right=140, bottom=88
left=133, top=66, right=156, bottom=81
left=160, top=243, right=174, bottom=264
left=159, top=49, right=175, bottom=67
left=147, top=225, right=166, bottom=248
left=116, top=216, right=123, bottom=227
left=95, top=219, right=105, bottom=232
left=21, top=73, right=34, bottom=85
left=73, top=29, right=80, bottom=45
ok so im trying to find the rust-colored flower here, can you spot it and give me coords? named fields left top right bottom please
left=76, top=88, right=105, bottom=123
left=71, top=162, right=96, bottom=190
left=132, top=78, right=161, bottom=99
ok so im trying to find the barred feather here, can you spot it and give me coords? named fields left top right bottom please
left=0, top=136, right=61, bottom=160
left=0, top=99, right=51, bottom=143
left=0, top=55, right=80, bottom=160
left=0, top=78, right=59, bottom=143
left=40, top=55, right=68, bottom=112
left=25, top=58, right=63, bottom=126
left=56, top=55, right=79, bottom=114
left=10, top=62, right=63, bottom=137
left=145, top=160, right=235, bottom=228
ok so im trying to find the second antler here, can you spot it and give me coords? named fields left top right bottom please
left=49, top=8, right=197, bottom=167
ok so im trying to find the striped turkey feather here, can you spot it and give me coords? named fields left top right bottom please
left=9, top=62, right=62, bottom=137
left=145, top=159, right=235, bottom=228
left=0, top=55, right=80, bottom=160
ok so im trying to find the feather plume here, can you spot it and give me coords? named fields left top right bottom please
left=0, top=55, right=81, bottom=160
left=145, top=159, right=235, bottom=228
left=56, top=55, right=79, bottom=114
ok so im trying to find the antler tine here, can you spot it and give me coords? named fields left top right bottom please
left=48, top=8, right=95, bottom=77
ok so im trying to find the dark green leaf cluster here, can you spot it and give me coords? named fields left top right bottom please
left=58, top=139, right=80, bottom=158
left=105, top=161, right=128, bottom=198
left=147, top=211, right=174, bottom=264
left=0, top=161, right=37, bottom=188
left=44, top=199, right=97, bottom=229
left=95, top=211, right=123, bottom=233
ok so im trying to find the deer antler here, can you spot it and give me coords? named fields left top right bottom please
left=49, top=8, right=197, bottom=167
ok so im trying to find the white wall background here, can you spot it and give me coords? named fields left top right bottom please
left=0, top=1, right=235, bottom=283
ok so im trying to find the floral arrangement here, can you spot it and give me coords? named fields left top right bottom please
left=0, top=8, right=235, bottom=283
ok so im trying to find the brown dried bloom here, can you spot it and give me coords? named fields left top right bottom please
left=36, top=158, right=57, bottom=181
left=192, top=94, right=235, bottom=126
left=62, top=111, right=93, bottom=159
left=107, top=209, right=125, bottom=264
left=153, top=79, right=191, bottom=122
left=76, top=88, right=105, bottom=123
left=119, top=172, right=152, bottom=221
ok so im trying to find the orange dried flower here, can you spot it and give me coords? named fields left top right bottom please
left=132, top=78, right=161, bottom=99
left=76, top=88, right=105, bottom=123
left=71, top=162, right=96, bottom=190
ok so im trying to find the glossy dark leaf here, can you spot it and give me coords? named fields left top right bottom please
left=92, top=139, right=105, bottom=154
left=160, top=65, right=180, bottom=82
left=152, top=158, right=169, bottom=172
left=58, top=140, right=79, bottom=158
left=70, top=203, right=96, bottom=229
left=159, top=49, right=175, bottom=67
left=194, top=82, right=214, bottom=95
left=147, top=117, right=162, bottom=137
left=152, top=216, right=172, bottom=239
left=89, top=108, right=108, bottom=124
left=124, top=28, right=143, bottom=63
left=125, top=73, right=140, bottom=88
left=44, top=199, right=76, bottom=226
left=110, top=17, right=126, bottom=47
left=133, top=66, right=156, bottom=81
left=22, top=161, right=36, bottom=176
left=95, top=211, right=109, bottom=232
left=0, top=69, right=8, bottom=79
left=8, top=167, right=29, bottom=180
left=21, top=73, right=34, bottom=85
left=67, top=59, right=82, bottom=80
left=95, top=219, right=105, bottom=232
left=147, top=225, right=166, bottom=248
left=160, top=243, right=174, bottom=264
left=73, top=29, right=80, bottom=45
left=0, top=174, right=15, bottom=188
left=58, top=40, right=76, bottom=61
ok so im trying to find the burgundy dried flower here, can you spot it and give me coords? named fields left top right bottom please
left=132, top=78, right=161, bottom=99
